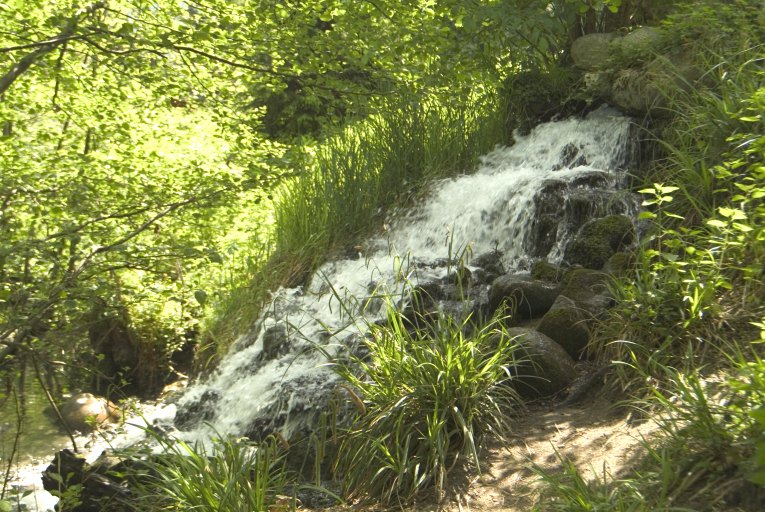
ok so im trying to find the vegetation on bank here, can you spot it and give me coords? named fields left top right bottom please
left=1, top=0, right=764, bottom=511
left=539, top=3, right=765, bottom=510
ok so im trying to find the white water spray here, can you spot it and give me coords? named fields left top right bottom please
left=171, top=106, right=635, bottom=442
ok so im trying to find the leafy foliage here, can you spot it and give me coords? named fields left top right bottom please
left=330, top=293, right=521, bottom=504
left=126, top=433, right=292, bottom=512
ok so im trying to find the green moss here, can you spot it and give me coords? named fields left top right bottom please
left=565, top=215, right=634, bottom=269
left=603, top=251, right=635, bottom=276
left=530, top=260, right=564, bottom=283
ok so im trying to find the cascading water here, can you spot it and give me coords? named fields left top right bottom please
left=6, top=106, right=641, bottom=512
left=170, top=105, right=639, bottom=444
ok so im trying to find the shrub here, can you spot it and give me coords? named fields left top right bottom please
left=126, top=433, right=292, bottom=512
left=330, top=295, right=522, bottom=504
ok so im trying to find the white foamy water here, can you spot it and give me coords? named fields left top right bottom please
left=171, top=106, right=634, bottom=443
left=7, top=106, right=635, bottom=511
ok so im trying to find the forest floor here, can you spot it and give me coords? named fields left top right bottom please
left=421, top=398, right=658, bottom=512
left=314, top=395, right=660, bottom=512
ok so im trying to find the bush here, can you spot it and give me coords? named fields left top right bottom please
left=331, top=295, right=522, bottom=504
left=127, top=433, right=292, bottom=512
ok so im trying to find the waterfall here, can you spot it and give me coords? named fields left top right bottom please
left=170, top=105, right=638, bottom=443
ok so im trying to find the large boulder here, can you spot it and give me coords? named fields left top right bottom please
left=488, top=275, right=559, bottom=320
left=612, top=27, right=665, bottom=61
left=507, top=328, right=576, bottom=399
left=571, top=32, right=619, bottom=71
left=560, top=268, right=613, bottom=317
left=536, top=295, right=591, bottom=359
left=60, top=393, right=121, bottom=433
left=564, top=214, right=635, bottom=270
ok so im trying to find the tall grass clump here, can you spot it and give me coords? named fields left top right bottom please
left=330, top=293, right=521, bottom=505
left=272, top=95, right=507, bottom=285
left=126, top=433, right=293, bottom=512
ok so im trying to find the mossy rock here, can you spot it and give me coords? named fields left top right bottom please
left=564, top=214, right=635, bottom=270
left=560, top=268, right=613, bottom=317
left=537, top=295, right=591, bottom=359
left=488, top=274, right=560, bottom=320
left=602, top=251, right=635, bottom=276
left=506, top=328, right=576, bottom=399
left=530, top=260, right=564, bottom=283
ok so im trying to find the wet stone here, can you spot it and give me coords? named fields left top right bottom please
left=174, top=389, right=221, bottom=430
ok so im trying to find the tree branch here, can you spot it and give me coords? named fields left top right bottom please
left=0, top=34, right=94, bottom=54
left=0, top=2, right=106, bottom=96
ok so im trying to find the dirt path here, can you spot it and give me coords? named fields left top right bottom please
left=412, top=399, right=659, bottom=512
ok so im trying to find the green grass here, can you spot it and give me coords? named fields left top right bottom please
left=203, top=94, right=509, bottom=356
left=125, top=433, right=294, bottom=512
left=272, top=95, right=507, bottom=278
left=329, top=291, right=522, bottom=505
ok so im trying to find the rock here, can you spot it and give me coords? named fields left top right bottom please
left=583, top=71, right=612, bottom=96
left=564, top=214, right=635, bottom=269
left=602, top=251, right=635, bottom=276
left=560, top=268, right=613, bottom=317
left=569, top=171, right=610, bottom=189
left=613, top=27, right=665, bottom=61
left=611, top=27, right=665, bottom=60
left=536, top=296, right=591, bottom=359
left=571, top=32, right=619, bottom=71
left=42, top=449, right=134, bottom=512
left=553, top=143, right=588, bottom=170
left=610, top=67, right=660, bottom=113
left=530, top=261, right=564, bottom=284
left=488, top=275, right=559, bottom=320
left=610, top=48, right=701, bottom=115
left=60, top=393, right=121, bottom=433
left=261, top=324, right=291, bottom=361
left=174, top=388, right=221, bottom=430
left=506, top=328, right=576, bottom=399
left=471, top=251, right=505, bottom=283
left=528, top=180, right=566, bottom=258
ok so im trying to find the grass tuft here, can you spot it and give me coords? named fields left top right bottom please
left=330, top=291, right=522, bottom=504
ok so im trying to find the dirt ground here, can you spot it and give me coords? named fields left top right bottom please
left=422, top=399, right=658, bottom=512
left=315, top=397, right=660, bottom=512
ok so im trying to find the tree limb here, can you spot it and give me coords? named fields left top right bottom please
left=0, top=34, right=94, bottom=54
left=0, top=2, right=106, bottom=96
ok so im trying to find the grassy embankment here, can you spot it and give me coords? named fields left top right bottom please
left=537, top=4, right=765, bottom=510
left=92, top=3, right=764, bottom=511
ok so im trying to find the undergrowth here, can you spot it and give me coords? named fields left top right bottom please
left=330, top=292, right=522, bottom=505
left=541, top=1, right=765, bottom=510
left=125, top=433, right=294, bottom=512
left=203, top=95, right=508, bottom=359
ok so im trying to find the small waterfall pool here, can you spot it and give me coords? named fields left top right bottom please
left=4, top=105, right=639, bottom=511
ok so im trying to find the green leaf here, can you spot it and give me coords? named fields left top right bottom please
left=194, top=290, right=208, bottom=307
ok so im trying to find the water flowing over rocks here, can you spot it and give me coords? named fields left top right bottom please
left=19, top=106, right=650, bottom=512
left=163, top=106, right=640, bottom=449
